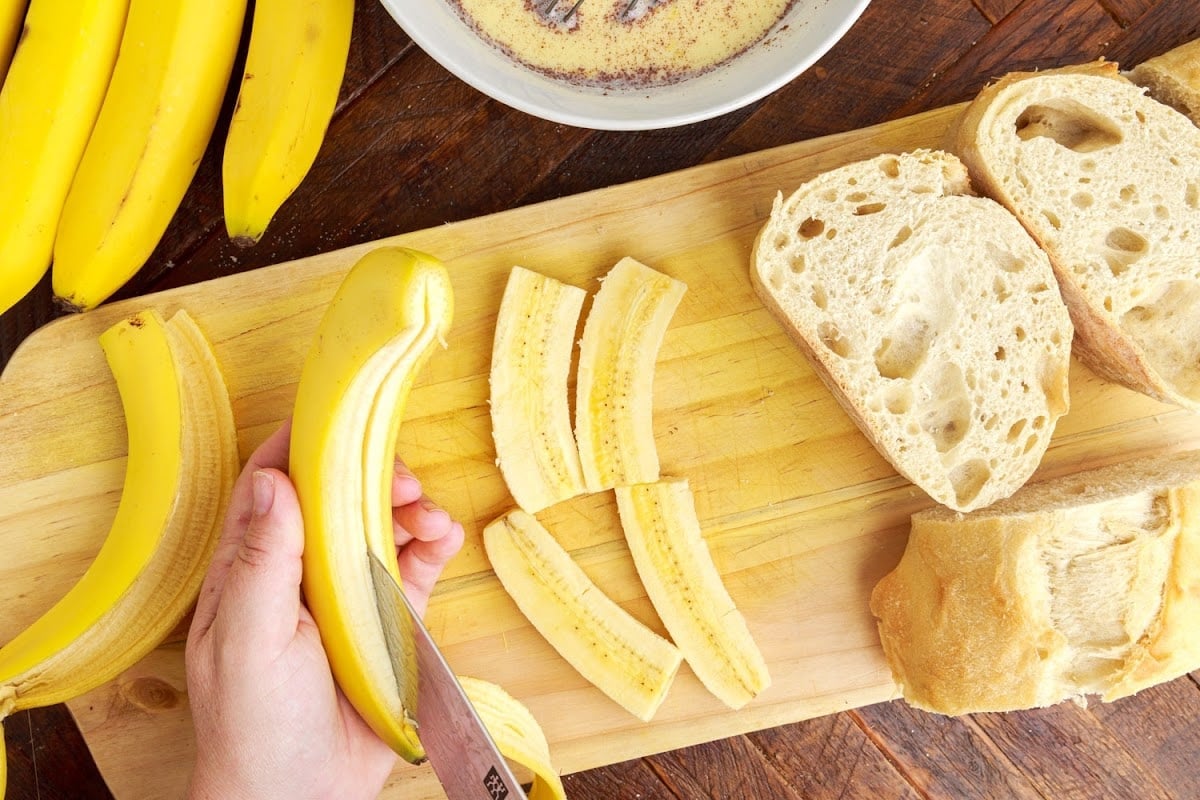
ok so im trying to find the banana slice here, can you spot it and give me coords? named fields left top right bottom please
left=575, top=257, right=686, bottom=492
left=483, top=509, right=682, bottom=721
left=290, top=247, right=453, bottom=764
left=0, top=309, right=237, bottom=763
left=615, top=479, right=771, bottom=709
left=490, top=266, right=588, bottom=513
left=459, top=676, right=566, bottom=800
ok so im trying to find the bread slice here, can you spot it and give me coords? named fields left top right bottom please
left=954, top=61, right=1200, bottom=411
left=870, top=448, right=1200, bottom=715
left=1128, top=38, right=1200, bottom=126
left=751, top=149, right=1073, bottom=512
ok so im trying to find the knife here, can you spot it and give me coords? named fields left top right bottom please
left=368, top=551, right=525, bottom=800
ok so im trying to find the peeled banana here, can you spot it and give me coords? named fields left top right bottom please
left=490, top=266, right=588, bottom=513
left=460, top=676, right=566, bottom=800
left=615, top=479, right=770, bottom=709
left=51, top=0, right=247, bottom=312
left=290, top=247, right=454, bottom=764
left=483, top=509, right=682, bottom=721
left=0, top=0, right=129, bottom=317
left=223, top=0, right=353, bottom=245
left=575, top=257, right=686, bottom=492
left=0, top=308, right=237, bottom=793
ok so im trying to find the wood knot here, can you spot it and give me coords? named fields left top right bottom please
left=120, top=677, right=180, bottom=712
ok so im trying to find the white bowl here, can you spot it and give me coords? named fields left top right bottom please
left=378, top=0, right=873, bottom=131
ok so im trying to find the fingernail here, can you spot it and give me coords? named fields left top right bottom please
left=252, top=471, right=276, bottom=517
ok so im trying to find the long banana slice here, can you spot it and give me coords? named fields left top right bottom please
left=290, top=247, right=454, bottom=764
left=575, top=257, right=686, bottom=492
left=222, top=0, right=354, bottom=245
left=51, top=0, right=247, bottom=311
left=0, top=309, right=237, bottom=781
left=0, top=0, right=129, bottom=316
left=490, top=266, right=588, bottom=513
left=483, top=509, right=682, bottom=721
left=615, top=479, right=770, bottom=709
left=459, top=676, right=566, bottom=800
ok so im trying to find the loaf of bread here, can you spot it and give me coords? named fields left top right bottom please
left=1128, top=38, right=1200, bottom=126
left=871, top=449, right=1200, bottom=715
left=751, top=149, right=1073, bottom=512
left=953, top=61, right=1200, bottom=411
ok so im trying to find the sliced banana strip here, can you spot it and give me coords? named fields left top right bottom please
left=575, top=257, right=686, bottom=492
left=483, top=509, right=682, bottom=721
left=490, top=266, right=588, bottom=513
left=460, top=675, right=566, bottom=800
left=615, top=479, right=770, bottom=709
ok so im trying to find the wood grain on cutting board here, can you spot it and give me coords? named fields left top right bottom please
left=2, top=104, right=1197, bottom=799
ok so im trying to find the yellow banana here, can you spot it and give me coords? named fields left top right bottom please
left=490, top=266, right=588, bottom=513
left=222, top=0, right=353, bottom=245
left=0, top=0, right=128, bottom=316
left=51, top=0, right=247, bottom=312
left=615, top=479, right=771, bottom=709
left=0, top=308, right=237, bottom=794
left=575, top=257, right=687, bottom=492
left=460, top=676, right=566, bottom=800
left=483, top=509, right=682, bottom=721
left=0, top=0, right=25, bottom=85
left=290, top=247, right=454, bottom=764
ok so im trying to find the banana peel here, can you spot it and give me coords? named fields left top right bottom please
left=290, top=246, right=453, bottom=763
left=0, top=308, right=237, bottom=796
left=460, top=676, right=565, bottom=800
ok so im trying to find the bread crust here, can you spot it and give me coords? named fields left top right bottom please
left=953, top=60, right=1200, bottom=411
left=871, top=449, right=1200, bottom=714
left=1129, top=38, right=1200, bottom=126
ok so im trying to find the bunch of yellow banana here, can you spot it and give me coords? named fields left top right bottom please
left=0, top=308, right=237, bottom=799
left=0, top=0, right=128, bottom=317
left=223, top=0, right=354, bottom=245
left=490, top=266, right=589, bottom=513
left=50, top=0, right=246, bottom=312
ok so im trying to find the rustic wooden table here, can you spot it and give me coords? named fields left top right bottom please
left=4, top=0, right=1200, bottom=797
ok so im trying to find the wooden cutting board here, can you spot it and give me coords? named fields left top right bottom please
left=3, top=102, right=1199, bottom=799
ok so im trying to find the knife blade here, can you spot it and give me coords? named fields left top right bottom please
left=367, top=551, right=525, bottom=800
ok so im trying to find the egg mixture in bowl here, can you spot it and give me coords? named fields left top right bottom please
left=379, top=0, right=872, bottom=130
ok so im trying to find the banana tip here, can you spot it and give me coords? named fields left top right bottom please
left=52, top=295, right=88, bottom=314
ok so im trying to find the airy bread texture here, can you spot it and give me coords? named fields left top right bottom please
left=1128, top=38, right=1200, bottom=126
left=954, top=61, right=1200, bottom=410
left=870, top=449, right=1200, bottom=715
left=751, top=150, right=1073, bottom=512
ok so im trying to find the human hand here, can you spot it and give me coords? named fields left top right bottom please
left=184, top=420, right=464, bottom=800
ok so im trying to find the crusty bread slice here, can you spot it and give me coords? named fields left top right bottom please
left=751, top=149, right=1073, bottom=512
left=1128, top=38, right=1200, bottom=126
left=870, top=448, right=1200, bottom=715
left=954, top=61, right=1200, bottom=411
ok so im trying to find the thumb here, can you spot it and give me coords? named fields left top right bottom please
left=214, top=468, right=306, bottom=656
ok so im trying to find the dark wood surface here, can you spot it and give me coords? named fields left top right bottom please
left=4, top=0, right=1200, bottom=797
